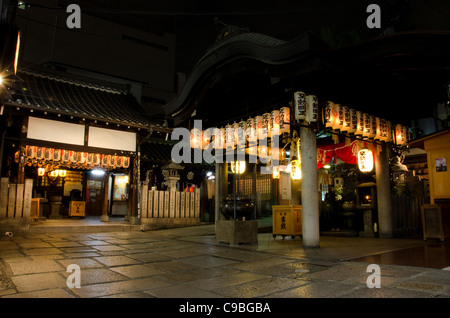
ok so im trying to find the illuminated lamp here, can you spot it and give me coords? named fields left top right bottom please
left=341, top=106, right=351, bottom=132
left=279, top=106, right=290, bottom=135
left=238, top=120, right=247, bottom=145
left=38, top=167, right=45, bottom=176
left=290, top=159, right=302, bottom=180
left=270, top=110, right=280, bottom=136
left=362, top=113, right=371, bottom=138
left=349, top=108, right=357, bottom=134
left=375, top=117, right=382, bottom=140
left=201, top=129, right=211, bottom=149
left=395, top=124, right=404, bottom=145
left=358, top=149, right=374, bottom=172
left=255, top=115, right=263, bottom=139
left=305, top=95, right=318, bottom=123
left=246, top=117, right=257, bottom=141
left=262, top=112, right=271, bottom=139
left=294, top=91, right=307, bottom=121
left=49, top=170, right=58, bottom=177
left=332, top=104, right=344, bottom=131
left=325, top=101, right=336, bottom=128
left=355, top=111, right=364, bottom=136
left=272, top=166, right=280, bottom=179
left=190, top=128, right=202, bottom=149
left=230, top=161, right=245, bottom=174
left=368, top=115, right=377, bottom=139
left=58, top=169, right=67, bottom=178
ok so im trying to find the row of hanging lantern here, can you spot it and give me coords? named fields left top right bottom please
left=20, top=145, right=130, bottom=169
left=324, top=101, right=410, bottom=146
left=190, top=105, right=291, bottom=163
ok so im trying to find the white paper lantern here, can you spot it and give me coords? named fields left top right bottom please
left=358, top=149, right=374, bottom=172
left=262, top=112, right=271, bottom=139
left=230, top=161, right=245, bottom=174
left=305, top=95, right=318, bottom=123
left=246, top=117, right=257, bottom=142
left=356, top=111, right=364, bottom=136
left=375, top=117, right=382, bottom=140
left=279, top=106, right=291, bottom=135
left=255, top=115, right=263, bottom=139
left=332, top=104, right=344, bottom=130
left=294, top=91, right=307, bottom=121
left=341, top=106, right=351, bottom=132
left=270, top=110, right=280, bottom=136
left=362, top=113, right=371, bottom=138
left=369, top=115, right=377, bottom=139
left=325, top=101, right=336, bottom=128
left=349, top=108, right=357, bottom=134
left=290, top=159, right=302, bottom=180
left=190, top=127, right=202, bottom=149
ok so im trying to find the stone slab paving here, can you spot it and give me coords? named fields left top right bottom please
left=0, top=226, right=449, bottom=301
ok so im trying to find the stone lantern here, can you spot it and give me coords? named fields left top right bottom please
left=162, top=162, right=184, bottom=190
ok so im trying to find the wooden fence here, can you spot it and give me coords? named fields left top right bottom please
left=0, top=178, right=33, bottom=221
left=140, top=184, right=200, bottom=220
left=391, top=194, right=426, bottom=237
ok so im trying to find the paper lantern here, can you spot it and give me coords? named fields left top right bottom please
left=238, top=120, right=247, bottom=145
left=386, top=121, right=393, bottom=142
left=325, top=101, right=336, bottom=128
left=270, top=110, right=280, bottom=136
left=230, top=161, right=245, bottom=174
left=379, top=119, right=388, bottom=142
left=294, top=91, right=307, bottom=121
left=44, top=148, right=53, bottom=161
left=258, top=144, right=268, bottom=158
left=341, top=106, right=351, bottom=132
left=279, top=106, right=290, bottom=135
left=77, top=152, right=87, bottom=164
left=255, top=115, right=263, bottom=139
left=262, top=112, right=271, bottom=139
left=225, top=124, right=235, bottom=150
left=395, top=124, right=404, bottom=145
left=305, top=95, right=318, bottom=123
left=362, top=113, right=371, bottom=138
left=202, top=129, right=211, bottom=149
left=246, top=117, right=257, bottom=141
left=122, top=156, right=130, bottom=168
left=116, top=156, right=122, bottom=168
left=369, top=115, right=377, bottom=139
left=38, top=167, right=45, bottom=176
left=272, top=166, right=280, bottom=179
left=213, top=128, right=225, bottom=149
left=358, top=149, right=374, bottom=172
left=290, top=159, right=302, bottom=180
left=349, top=108, right=357, bottom=134
left=53, top=149, right=61, bottom=161
left=86, top=153, right=94, bottom=165
left=69, top=150, right=77, bottom=163
left=190, top=127, right=202, bottom=149
left=61, top=149, right=70, bottom=162
left=355, top=111, right=364, bottom=136
left=26, top=145, right=37, bottom=159
left=36, top=147, right=45, bottom=160
left=332, top=104, right=344, bottom=130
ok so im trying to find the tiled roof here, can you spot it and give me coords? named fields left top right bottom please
left=4, top=67, right=158, bottom=129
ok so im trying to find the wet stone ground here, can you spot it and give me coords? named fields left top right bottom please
left=0, top=229, right=449, bottom=299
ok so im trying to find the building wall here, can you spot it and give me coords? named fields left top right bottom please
left=425, top=131, right=450, bottom=203
left=14, top=0, right=176, bottom=114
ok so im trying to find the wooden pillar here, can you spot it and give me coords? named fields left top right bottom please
left=375, top=144, right=393, bottom=238
left=101, top=171, right=109, bottom=222
left=300, top=126, right=320, bottom=248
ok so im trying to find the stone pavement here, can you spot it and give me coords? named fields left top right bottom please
left=0, top=223, right=449, bottom=301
